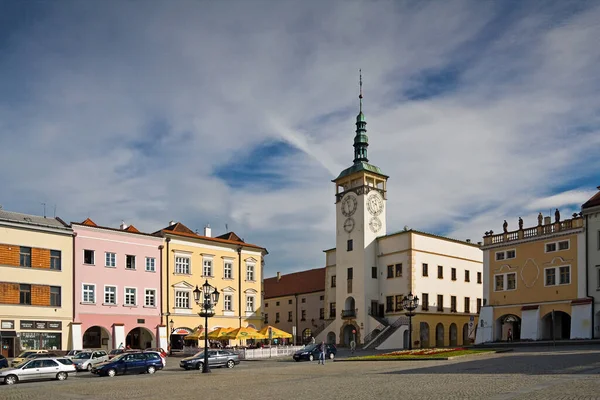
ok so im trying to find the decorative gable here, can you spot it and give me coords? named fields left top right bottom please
left=172, top=281, right=194, bottom=289
left=245, top=257, right=258, bottom=263
left=222, top=286, right=236, bottom=293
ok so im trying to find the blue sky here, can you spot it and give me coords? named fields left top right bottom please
left=0, top=1, right=599, bottom=277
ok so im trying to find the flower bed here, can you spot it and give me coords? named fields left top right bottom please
left=383, top=347, right=467, bottom=356
left=345, top=348, right=495, bottom=361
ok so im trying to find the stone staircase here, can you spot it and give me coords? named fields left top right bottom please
left=312, top=319, right=334, bottom=339
left=363, top=316, right=409, bottom=349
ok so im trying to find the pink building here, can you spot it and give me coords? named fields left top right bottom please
left=71, top=218, right=164, bottom=351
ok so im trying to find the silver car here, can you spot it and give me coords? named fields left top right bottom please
left=0, top=357, right=76, bottom=385
left=71, top=350, right=109, bottom=371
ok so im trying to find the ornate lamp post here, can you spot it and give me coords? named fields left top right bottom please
left=401, top=292, right=419, bottom=350
left=193, top=280, right=220, bottom=373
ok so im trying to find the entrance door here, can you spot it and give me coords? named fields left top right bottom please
left=370, top=301, right=378, bottom=317
left=378, top=304, right=384, bottom=318
left=1, top=338, right=13, bottom=358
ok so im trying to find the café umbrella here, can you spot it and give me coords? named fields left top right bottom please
left=207, top=327, right=234, bottom=340
left=223, top=327, right=266, bottom=340
left=258, top=325, right=292, bottom=339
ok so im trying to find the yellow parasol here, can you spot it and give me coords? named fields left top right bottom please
left=258, top=325, right=293, bottom=339
left=184, top=327, right=206, bottom=340
left=207, top=327, right=234, bottom=340
left=223, top=326, right=267, bottom=340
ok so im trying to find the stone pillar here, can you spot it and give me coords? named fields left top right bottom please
left=70, top=322, right=82, bottom=350
left=157, top=325, right=168, bottom=350
left=521, top=308, right=540, bottom=340
left=113, top=323, right=125, bottom=349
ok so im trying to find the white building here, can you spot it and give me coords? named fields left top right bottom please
left=583, top=187, right=600, bottom=337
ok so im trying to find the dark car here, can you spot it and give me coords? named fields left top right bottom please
left=179, top=350, right=240, bottom=370
left=0, top=355, right=8, bottom=369
left=91, top=352, right=163, bottom=377
left=293, top=343, right=336, bottom=362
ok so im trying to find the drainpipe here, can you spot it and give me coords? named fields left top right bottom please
left=158, top=244, right=164, bottom=325
left=72, top=232, right=77, bottom=325
left=295, top=293, right=299, bottom=345
left=165, top=238, right=171, bottom=326
left=585, top=214, right=594, bottom=338
left=238, top=245, right=243, bottom=328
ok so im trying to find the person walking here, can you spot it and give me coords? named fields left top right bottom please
left=350, top=339, right=356, bottom=354
left=318, top=342, right=326, bottom=365
left=507, top=328, right=513, bottom=342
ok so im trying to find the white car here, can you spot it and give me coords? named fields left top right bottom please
left=71, top=350, right=109, bottom=371
left=0, top=357, right=76, bottom=385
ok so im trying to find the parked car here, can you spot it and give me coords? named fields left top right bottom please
left=179, top=350, right=240, bottom=370
left=108, top=349, right=125, bottom=359
left=145, top=347, right=168, bottom=358
left=65, top=350, right=85, bottom=359
left=144, top=351, right=166, bottom=367
left=0, top=355, right=8, bottom=369
left=11, top=350, right=49, bottom=367
left=72, top=350, right=109, bottom=371
left=0, top=357, right=76, bottom=385
left=293, top=343, right=337, bottom=362
left=91, top=352, right=163, bottom=377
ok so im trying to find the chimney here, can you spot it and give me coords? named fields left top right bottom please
left=466, top=239, right=471, bottom=243
left=277, top=272, right=281, bottom=282
left=204, top=224, right=211, bottom=237
left=169, top=220, right=176, bottom=226
left=477, top=241, right=482, bottom=246
left=120, top=221, right=128, bottom=230
left=544, top=216, right=551, bottom=225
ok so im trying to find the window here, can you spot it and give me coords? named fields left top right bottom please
left=347, top=239, right=353, bottom=251
left=264, top=313, right=268, bottom=324
left=82, top=284, right=95, bottom=303
left=19, top=284, right=31, bottom=305
left=596, top=266, right=600, bottom=289
left=329, top=303, right=336, bottom=318
left=224, top=261, right=233, bottom=279
left=125, top=255, right=136, bottom=270
left=387, top=265, right=393, bottom=278
left=145, top=257, right=155, bottom=272
left=224, top=294, right=232, bottom=311
left=50, top=250, right=61, bottom=270
left=372, top=266, right=377, bottom=279
left=125, top=288, right=136, bottom=306
left=347, top=268, right=353, bottom=280
left=145, top=289, right=156, bottom=307
left=50, top=286, right=61, bottom=306
left=545, top=266, right=571, bottom=286
left=83, top=250, right=95, bottom=265
left=496, top=251, right=505, bottom=261
left=395, top=294, right=403, bottom=311
left=451, top=268, right=456, bottom=281
left=545, top=268, right=556, bottom=285
left=386, top=296, right=393, bottom=312
left=246, top=296, right=255, bottom=312
left=175, top=291, right=190, bottom=308
left=320, top=308, right=324, bottom=319
left=246, top=264, right=255, bottom=281
left=545, top=243, right=556, bottom=252
left=276, top=301, right=280, bottom=306
left=105, top=252, right=116, bottom=268
left=301, top=310, right=306, bottom=321
left=395, top=264, right=402, bottom=277
left=175, top=257, right=190, bottom=274
left=464, top=270, right=470, bottom=282
left=422, top=263, right=428, bottom=277
left=496, top=249, right=516, bottom=261
left=438, top=265, right=443, bottom=279
left=558, top=241, right=569, bottom=250
left=301, top=297, right=306, bottom=303
left=265, top=302, right=268, bottom=308
left=477, top=272, right=482, bottom=284
left=451, top=296, right=457, bottom=312
left=275, top=312, right=280, bottom=323
left=19, top=247, right=31, bottom=267
left=545, top=240, right=569, bottom=253
left=477, top=298, right=482, bottom=314
left=422, top=293, right=429, bottom=311
left=104, top=286, right=117, bottom=305
left=331, top=275, right=337, bottom=288
left=437, top=295, right=443, bottom=312
left=506, top=250, right=516, bottom=259
left=495, top=273, right=516, bottom=291
left=288, top=311, right=293, bottom=322
left=320, top=295, right=324, bottom=300
left=288, top=299, right=292, bottom=305
left=464, top=297, right=470, bottom=313
left=203, top=258, right=213, bottom=277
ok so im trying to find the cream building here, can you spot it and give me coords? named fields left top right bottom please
left=155, top=222, right=267, bottom=351
left=582, top=187, right=600, bottom=337
left=315, top=85, right=483, bottom=349
left=0, top=208, right=74, bottom=356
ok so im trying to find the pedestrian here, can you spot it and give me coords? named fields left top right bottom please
left=507, top=328, right=513, bottom=342
left=350, top=339, right=356, bottom=354
left=318, top=341, right=326, bottom=365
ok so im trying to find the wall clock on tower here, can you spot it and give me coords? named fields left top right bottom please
left=367, top=192, right=384, bottom=216
left=341, top=194, right=358, bottom=217
left=343, top=218, right=355, bottom=233
left=369, top=217, right=382, bottom=233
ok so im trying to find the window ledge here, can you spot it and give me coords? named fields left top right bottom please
left=81, top=302, right=96, bottom=305
left=173, top=273, right=191, bottom=276
left=102, top=303, right=118, bottom=307
left=143, top=306, right=156, bottom=309
left=222, top=277, right=234, bottom=280
left=125, top=268, right=136, bottom=271
left=245, top=280, right=256, bottom=283
left=83, top=263, right=95, bottom=266
left=123, top=305, right=138, bottom=308
left=202, top=275, right=215, bottom=278
left=105, top=266, right=116, bottom=269
left=145, top=270, right=156, bottom=273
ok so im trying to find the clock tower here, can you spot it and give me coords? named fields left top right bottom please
left=332, top=71, right=388, bottom=345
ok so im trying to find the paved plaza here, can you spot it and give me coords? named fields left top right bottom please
left=2, top=346, right=600, bottom=399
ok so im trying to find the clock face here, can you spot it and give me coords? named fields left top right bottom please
left=341, top=194, right=358, bottom=217
left=369, top=216, right=382, bottom=233
left=367, top=192, right=384, bottom=216
left=343, top=218, right=355, bottom=233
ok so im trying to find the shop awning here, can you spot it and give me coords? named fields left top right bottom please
left=0, top=331, right=17, bottom=337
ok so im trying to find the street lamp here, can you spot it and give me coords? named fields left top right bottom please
left=401, top=292, right=419, bottom=350
left=193, top=280, right=220, bottom=373
left=169, top=319, right=174, bottom=333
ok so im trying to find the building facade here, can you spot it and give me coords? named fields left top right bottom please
left=582, top=187, right=600, bottom=338
left=156, top=222, right=267, bottom=351
left=476, top=212, right=589, bottom=344
left=0, top=209, right=74, bottom=356
left=263, top=268, right=326, bottom=344
left=71, top=219, right=164, bottom=352
left=316, top=85, right=483, bottom=349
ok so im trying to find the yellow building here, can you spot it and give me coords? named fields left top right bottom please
left=476, top=211, right=590, bottom=343
left=0, top=209, right=74, bottom=355
left=155, top=222, right=267, bottom=351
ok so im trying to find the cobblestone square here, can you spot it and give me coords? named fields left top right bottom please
left=2, top=346, right=600, bottom=399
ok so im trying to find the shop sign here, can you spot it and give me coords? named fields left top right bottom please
left=1, top=320, right=14, bottom=329
left=20, top=320, right=62, bottom=330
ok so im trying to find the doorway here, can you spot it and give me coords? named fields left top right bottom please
left=1, top=337, right=15, bottom=358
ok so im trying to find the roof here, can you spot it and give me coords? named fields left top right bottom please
left=264, top=267, right=326, bottom=298
left=154, top=222, right=267, bottom=252
left=0, top=209, right=71, bottom=231
left=71, top=219, right=159, bottom=238
left=333, top=161, right=388, bottom=182
left=582, top=187, right=600, bottom=209
left=378, top=228, right=481, bottom=248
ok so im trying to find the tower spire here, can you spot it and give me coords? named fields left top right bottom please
left=359, top=69, right=363, bottom=113
left=353, top=69, right=369, bottom=164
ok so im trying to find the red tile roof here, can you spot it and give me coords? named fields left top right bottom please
left=264, top=268, right=326, bottom=299
left=582, top=187, right=600, bottom=209
left=81, top=218, right=98, bottom=227
left=72, top=220, right=158, bottom=237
